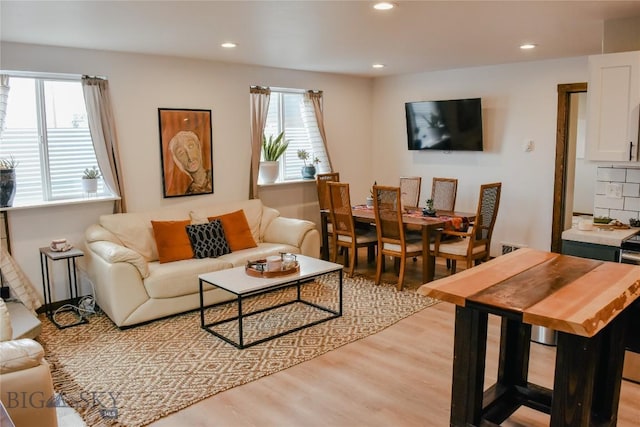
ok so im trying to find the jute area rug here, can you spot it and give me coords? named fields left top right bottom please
left=38, top=272, right=436, bottom=427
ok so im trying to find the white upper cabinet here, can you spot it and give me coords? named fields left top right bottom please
left=586, top=51, right=640, bottom=162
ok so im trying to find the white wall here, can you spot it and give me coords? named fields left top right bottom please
left=0, top=42, right=372, bottom=301
left=0, top=42, right=596, bottom=303
left=371, top=57, right=589, bottom=253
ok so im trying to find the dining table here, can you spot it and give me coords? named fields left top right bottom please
left=320, top=206, right=475, bottom=283
left=418, top=248, right=640, bottom=426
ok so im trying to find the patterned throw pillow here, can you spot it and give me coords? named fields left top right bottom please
left=186, top=220, right=231, bottom=258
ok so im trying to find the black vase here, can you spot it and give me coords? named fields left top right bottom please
left=0, top=169, right=17, bottom=207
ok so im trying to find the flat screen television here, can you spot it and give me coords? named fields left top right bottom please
left=405, top=98, right=483, bottom=151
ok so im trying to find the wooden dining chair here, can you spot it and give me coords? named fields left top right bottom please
left=316, top=172, right=340, bottom=211
left=372, top=185, right=424, bottom=290
left=327, top=182, right=377, bottom=277
left=399, top=176, right=422, bottom=210
left=317, top=172, right=340, bottom=258
left=430, top=182, right=502, bottom=274
left=431, top=177, right=458, bottom=211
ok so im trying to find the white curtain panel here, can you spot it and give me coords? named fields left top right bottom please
left=82, top=77, right=127, bottom=213
left=249, top=86, right=271, bottom=199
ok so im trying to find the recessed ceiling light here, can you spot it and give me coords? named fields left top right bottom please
left=373, top=2, right=395, bottom=11
left=221, top=42, right=237, bottom=49
left=372, top=63, right=385, bottom=69
left=520, top=43, right=537, bottom=50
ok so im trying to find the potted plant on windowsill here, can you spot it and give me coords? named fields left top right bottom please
left=82, top=166, right=101, bottom=193
left=297, top=149, right=320, bottom=179
left=0, top=155, right=18, bottom=208
left=259, top=131, right=288, bottom=184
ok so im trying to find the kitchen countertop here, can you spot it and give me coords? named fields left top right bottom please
left=562, top=227, right=639, bottom=247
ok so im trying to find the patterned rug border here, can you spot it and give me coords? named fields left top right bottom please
left=38, top=273, right=437, bottom=427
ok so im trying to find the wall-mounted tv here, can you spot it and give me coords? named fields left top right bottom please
left=405, top=98, right=483, bottom=151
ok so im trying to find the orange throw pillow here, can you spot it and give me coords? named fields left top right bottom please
left=208, top=210, right=257, bottom=251
left=151, top=219, right=194, bottom=263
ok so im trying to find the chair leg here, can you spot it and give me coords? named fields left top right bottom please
left=375, top=252, right=384, bottom=285
left=397, top=257, right=406, bottom=291
left=330, top=239, right=338, bottom=263
left=450, top=260, right=457, bottom=275
left=368, top=245, right=375, bottom=263
left=446, top=259, right=452, bottom=269
left=348, top=246, right=356, bottom=277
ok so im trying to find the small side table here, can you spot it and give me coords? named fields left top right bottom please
left=39, top=246, right=88, bottom=329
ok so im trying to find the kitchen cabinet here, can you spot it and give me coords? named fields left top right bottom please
left=561, top=239, right=619, bottom=261
left=586, top=50, right=640, bottom=162
left=561, top=227, right=638, bottom=261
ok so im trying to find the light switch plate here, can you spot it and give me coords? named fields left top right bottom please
left=605, top=183, right=623, bottom=199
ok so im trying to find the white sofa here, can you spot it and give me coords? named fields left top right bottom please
left=84, top=199, right=320, bottom=328
left=0, top=299, right=58, bottom=427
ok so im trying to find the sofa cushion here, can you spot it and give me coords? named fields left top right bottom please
left=99, top=207, right=190, bottom=262
left=190, top=199, right=264, bottom=244
left=0, top=338, right=44, bottom=374
left=208, top=210, right=258, bottom=251
left=186, top=220, right=231, bottom=258
left=151, top=219, right=194, bottom=263
left=144, top=258, right=233, bottom=299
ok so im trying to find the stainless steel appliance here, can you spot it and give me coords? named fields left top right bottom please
left=618, top=234, right=640, bottom=383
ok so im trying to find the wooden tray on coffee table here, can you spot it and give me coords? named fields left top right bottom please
left=245, top=262, right=300, bottom=278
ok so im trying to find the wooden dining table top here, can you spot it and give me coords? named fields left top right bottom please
left=418, top=248, right=640, bottom=337
left=348, top=206, right=475, bottom=227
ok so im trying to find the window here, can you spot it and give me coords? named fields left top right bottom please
left=263, top=89, right=329, bottom=182
left=0, top=74, right=108, bottom=206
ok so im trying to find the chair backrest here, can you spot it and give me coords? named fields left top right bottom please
left=316, top=172, right=340, bottom=210
left=399, top=176, right=422, bottom=209
left=431, top=177, right=458, bottom=212
left=372, top=185, right=405, bottom=245
left=327, top=182, right=355, bottom=238
left=473, top=182, right=502, bottom=245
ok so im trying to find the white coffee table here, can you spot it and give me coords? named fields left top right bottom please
left=198, top=255, right=343, bottom=349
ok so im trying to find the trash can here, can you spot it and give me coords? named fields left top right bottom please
left=531, top=325, right=557, bottom=346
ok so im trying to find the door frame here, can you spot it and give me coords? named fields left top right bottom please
left=551, top=82, right=588, bottom=253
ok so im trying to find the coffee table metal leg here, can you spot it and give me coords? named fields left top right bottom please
left=199, top=279, right=205, bottom=328
left=338, top=270, right=343, bottom=315
left=238, top=295, right=244, bottom=349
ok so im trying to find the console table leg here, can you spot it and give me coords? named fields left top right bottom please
left=552, top=331, right=600, bottom=427
left=450, top=305, right=488, bottom=427
left=591, top=310, right=628, bottom=426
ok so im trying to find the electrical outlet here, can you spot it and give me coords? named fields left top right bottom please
left=605, top=183, right=623, bottom=199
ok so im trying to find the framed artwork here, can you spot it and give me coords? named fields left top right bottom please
left=158, top=108, right=213, bottom=198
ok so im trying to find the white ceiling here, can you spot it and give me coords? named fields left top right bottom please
left=2, top=1, right=640, bottom=77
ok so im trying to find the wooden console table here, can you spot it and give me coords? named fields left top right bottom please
left=418, top=248, right=640, bottom=426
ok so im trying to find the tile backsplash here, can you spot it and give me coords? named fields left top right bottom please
left=595, top=166, right=640, bottom=221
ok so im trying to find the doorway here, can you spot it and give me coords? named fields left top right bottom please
left=551, top=82, right=588, bottom=253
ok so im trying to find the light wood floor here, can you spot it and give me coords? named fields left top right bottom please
left=151, top=253, right=640, bottom=427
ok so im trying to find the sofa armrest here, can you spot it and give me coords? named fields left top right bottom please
left=0, top=339, right=44, bottom=375
left=87, top=241, right=150, bottom=278
left=263, top=217, right=317, bottom=248
left=0, top=341, right=58, bottom=427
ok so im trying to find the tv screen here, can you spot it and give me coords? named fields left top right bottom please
left=405, top=98, right=483, bottom=151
